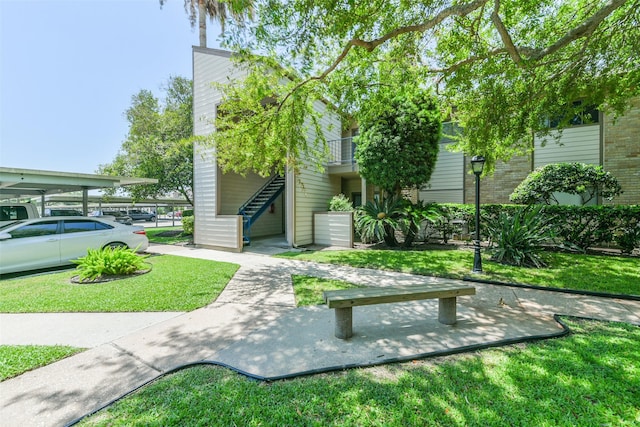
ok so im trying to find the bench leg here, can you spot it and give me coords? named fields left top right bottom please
left=334, top=307, right=353, bottom=339
left=438, top=297, right=457, bottom=325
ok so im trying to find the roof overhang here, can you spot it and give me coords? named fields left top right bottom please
left=43, top=194, right=190, bottom=207
left=0, top=167, right=158, bottom=199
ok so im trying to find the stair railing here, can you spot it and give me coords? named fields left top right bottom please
left=238, top=174, right=283, bottom=215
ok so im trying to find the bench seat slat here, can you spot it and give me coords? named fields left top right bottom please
left=323, top=283, right=476, bottom=309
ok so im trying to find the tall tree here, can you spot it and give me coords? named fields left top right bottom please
left=160, top=0, right=254, bottom=47
left=98, top=76, right=194, bottom=205
left=211, top=0, right=639, bottom=175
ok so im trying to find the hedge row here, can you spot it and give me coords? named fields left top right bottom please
left=428, top=203, right=640, bottom=254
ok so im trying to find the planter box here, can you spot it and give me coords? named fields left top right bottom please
left=313, top=212, right=353, bottom=248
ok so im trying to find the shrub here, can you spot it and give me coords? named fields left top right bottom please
left=510, top=163, right=622, bottom=205
left=72, top=246, right=149, bottom=282
left=486, top=206, right=554, bottom=268
left=426, top=204, right=476, bottom=243
left=355, top=197, right=403, bottom=245
left=182, top=215, right=194, bottom=235
left=615, top=224, right=640, bottom=254
left=328, top=194, right=354, bottom=212
left=540, top=205, right=616, bottom=251
left=611, top=206, right=640, bottom=254
left=182, top=209, right=194, bottom=217
left=398, top=201, right=442, bottom=247
left=425, top=203, right=639, bottom=254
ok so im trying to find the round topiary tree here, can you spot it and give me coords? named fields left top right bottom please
left=510, top=163, right=622, bottom=205
left=354, top=89, right=441, bottom=196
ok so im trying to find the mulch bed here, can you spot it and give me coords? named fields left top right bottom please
left=154, top=230, right=184, bottom=237
left=70, top=265, right=152, bottom=284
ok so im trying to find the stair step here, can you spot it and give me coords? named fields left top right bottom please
left=239, top=175, right=286, bottom=242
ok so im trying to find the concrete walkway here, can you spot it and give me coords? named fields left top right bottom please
left=1, top=243, right=639, bottom=426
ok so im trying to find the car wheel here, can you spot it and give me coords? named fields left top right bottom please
left=105, top=242, right=127, bottom=249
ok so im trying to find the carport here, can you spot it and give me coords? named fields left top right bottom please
left=0, top=167, right=158, bottom=215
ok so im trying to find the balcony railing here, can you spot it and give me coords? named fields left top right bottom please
left=327, top=137, right=356, bottom=166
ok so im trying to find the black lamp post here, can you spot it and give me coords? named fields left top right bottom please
left=471, top=155, right=486, bottom=273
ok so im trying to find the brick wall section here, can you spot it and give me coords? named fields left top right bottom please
left=402, top=188, right=419, bottom=203
left=465, top=154, right=532, bottom=204
left=463, top=96, right=639, bottom=206
left=604, top=97, right=640, bottom=205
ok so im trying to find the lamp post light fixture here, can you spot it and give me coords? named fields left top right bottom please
left=471, top=155, right=486, bottom=273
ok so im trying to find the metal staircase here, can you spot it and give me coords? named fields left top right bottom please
left=238, top=175, right=285, bottom=245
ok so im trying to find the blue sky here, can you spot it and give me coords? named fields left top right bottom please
left=1, top=0, right=222, bottom=174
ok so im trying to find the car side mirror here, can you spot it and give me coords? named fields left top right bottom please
left=0, top=232, right=12, bottom=241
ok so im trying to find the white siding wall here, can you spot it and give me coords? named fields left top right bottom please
left=534, top=125, right=600, bottom=167
left=419, top=142, right=464, bottom=203
left=533, top=124, right=601, bottom=206
left=314, top=212, right=353, bottom=247
left=294, top=101, right=342, bottom=246
left=193, top=47, right=343, bottom=248
left=195, top=215, right=242, bottom=250
left=193, top=48, right=246, bottom=249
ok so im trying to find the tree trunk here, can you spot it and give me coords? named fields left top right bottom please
left=383, top=223, right=398, bottom=247
left=403, top=221, right=419, bottom=248
left=198, top=0, right=207, bottom=47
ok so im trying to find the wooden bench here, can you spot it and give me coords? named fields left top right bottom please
left=323, top=283, right=476, bottom=339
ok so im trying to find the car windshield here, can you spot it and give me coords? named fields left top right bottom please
left=0, top=220, right=25, bottom=231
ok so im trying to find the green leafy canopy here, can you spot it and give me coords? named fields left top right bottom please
left=214, top=0, right=640, bottom=174
left=98, top=76, right=194, bottom=204
left=212, top=57, right=329, bottom=177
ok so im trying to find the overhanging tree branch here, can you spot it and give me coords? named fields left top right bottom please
left=349, top=0, right=489, bottom=52
left=434, top=0, right=628, bottom=77
left=281, top=0, right=627, bottom=107
left=491, top=0, right=523, bottom=65
left=278, top=0, right=489, bottom=108
left=527, top=0, right=627, bottom=60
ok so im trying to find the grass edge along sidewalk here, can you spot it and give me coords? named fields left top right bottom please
left=78, top=318, right=640, bottom=426
left=278, top=248, right=640, bottom=297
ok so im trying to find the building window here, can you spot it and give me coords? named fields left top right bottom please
left=546, top=102, right=599, bottom=128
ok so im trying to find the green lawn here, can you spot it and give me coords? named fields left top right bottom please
left=0, top=345, right=84, bottom=381
left=280, top=248, right=640, bottom=296
left=80, top=318, right=640, bottom=426
left=291, top=275, right=364, bottom=306
left=145, top=227, right=192, bottom=245
left=0, top=255, right=238, bottom=312
left=1, top=255, right=238, bottom=381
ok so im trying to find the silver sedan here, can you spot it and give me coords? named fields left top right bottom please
left=0, top=217, right=149, bottom=275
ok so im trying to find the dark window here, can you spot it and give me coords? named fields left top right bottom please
left=1, top=206, right=30, bottom=221
left=47, top=209, right=83, bottom=216
left=10, top=221, right=59, bottom=238
left=63, top=220, right=112, bottom=234
left=548, top=103, right=599, bottom=128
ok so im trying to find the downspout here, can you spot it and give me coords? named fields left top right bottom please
left=598, top=110, right=604, bottom=205
left=361, top=177, right=367, bottom=206
left=286, top=165, right=295, bottom=248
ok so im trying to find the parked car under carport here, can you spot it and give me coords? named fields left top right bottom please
left=0, top=216, right=148, bottom=274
